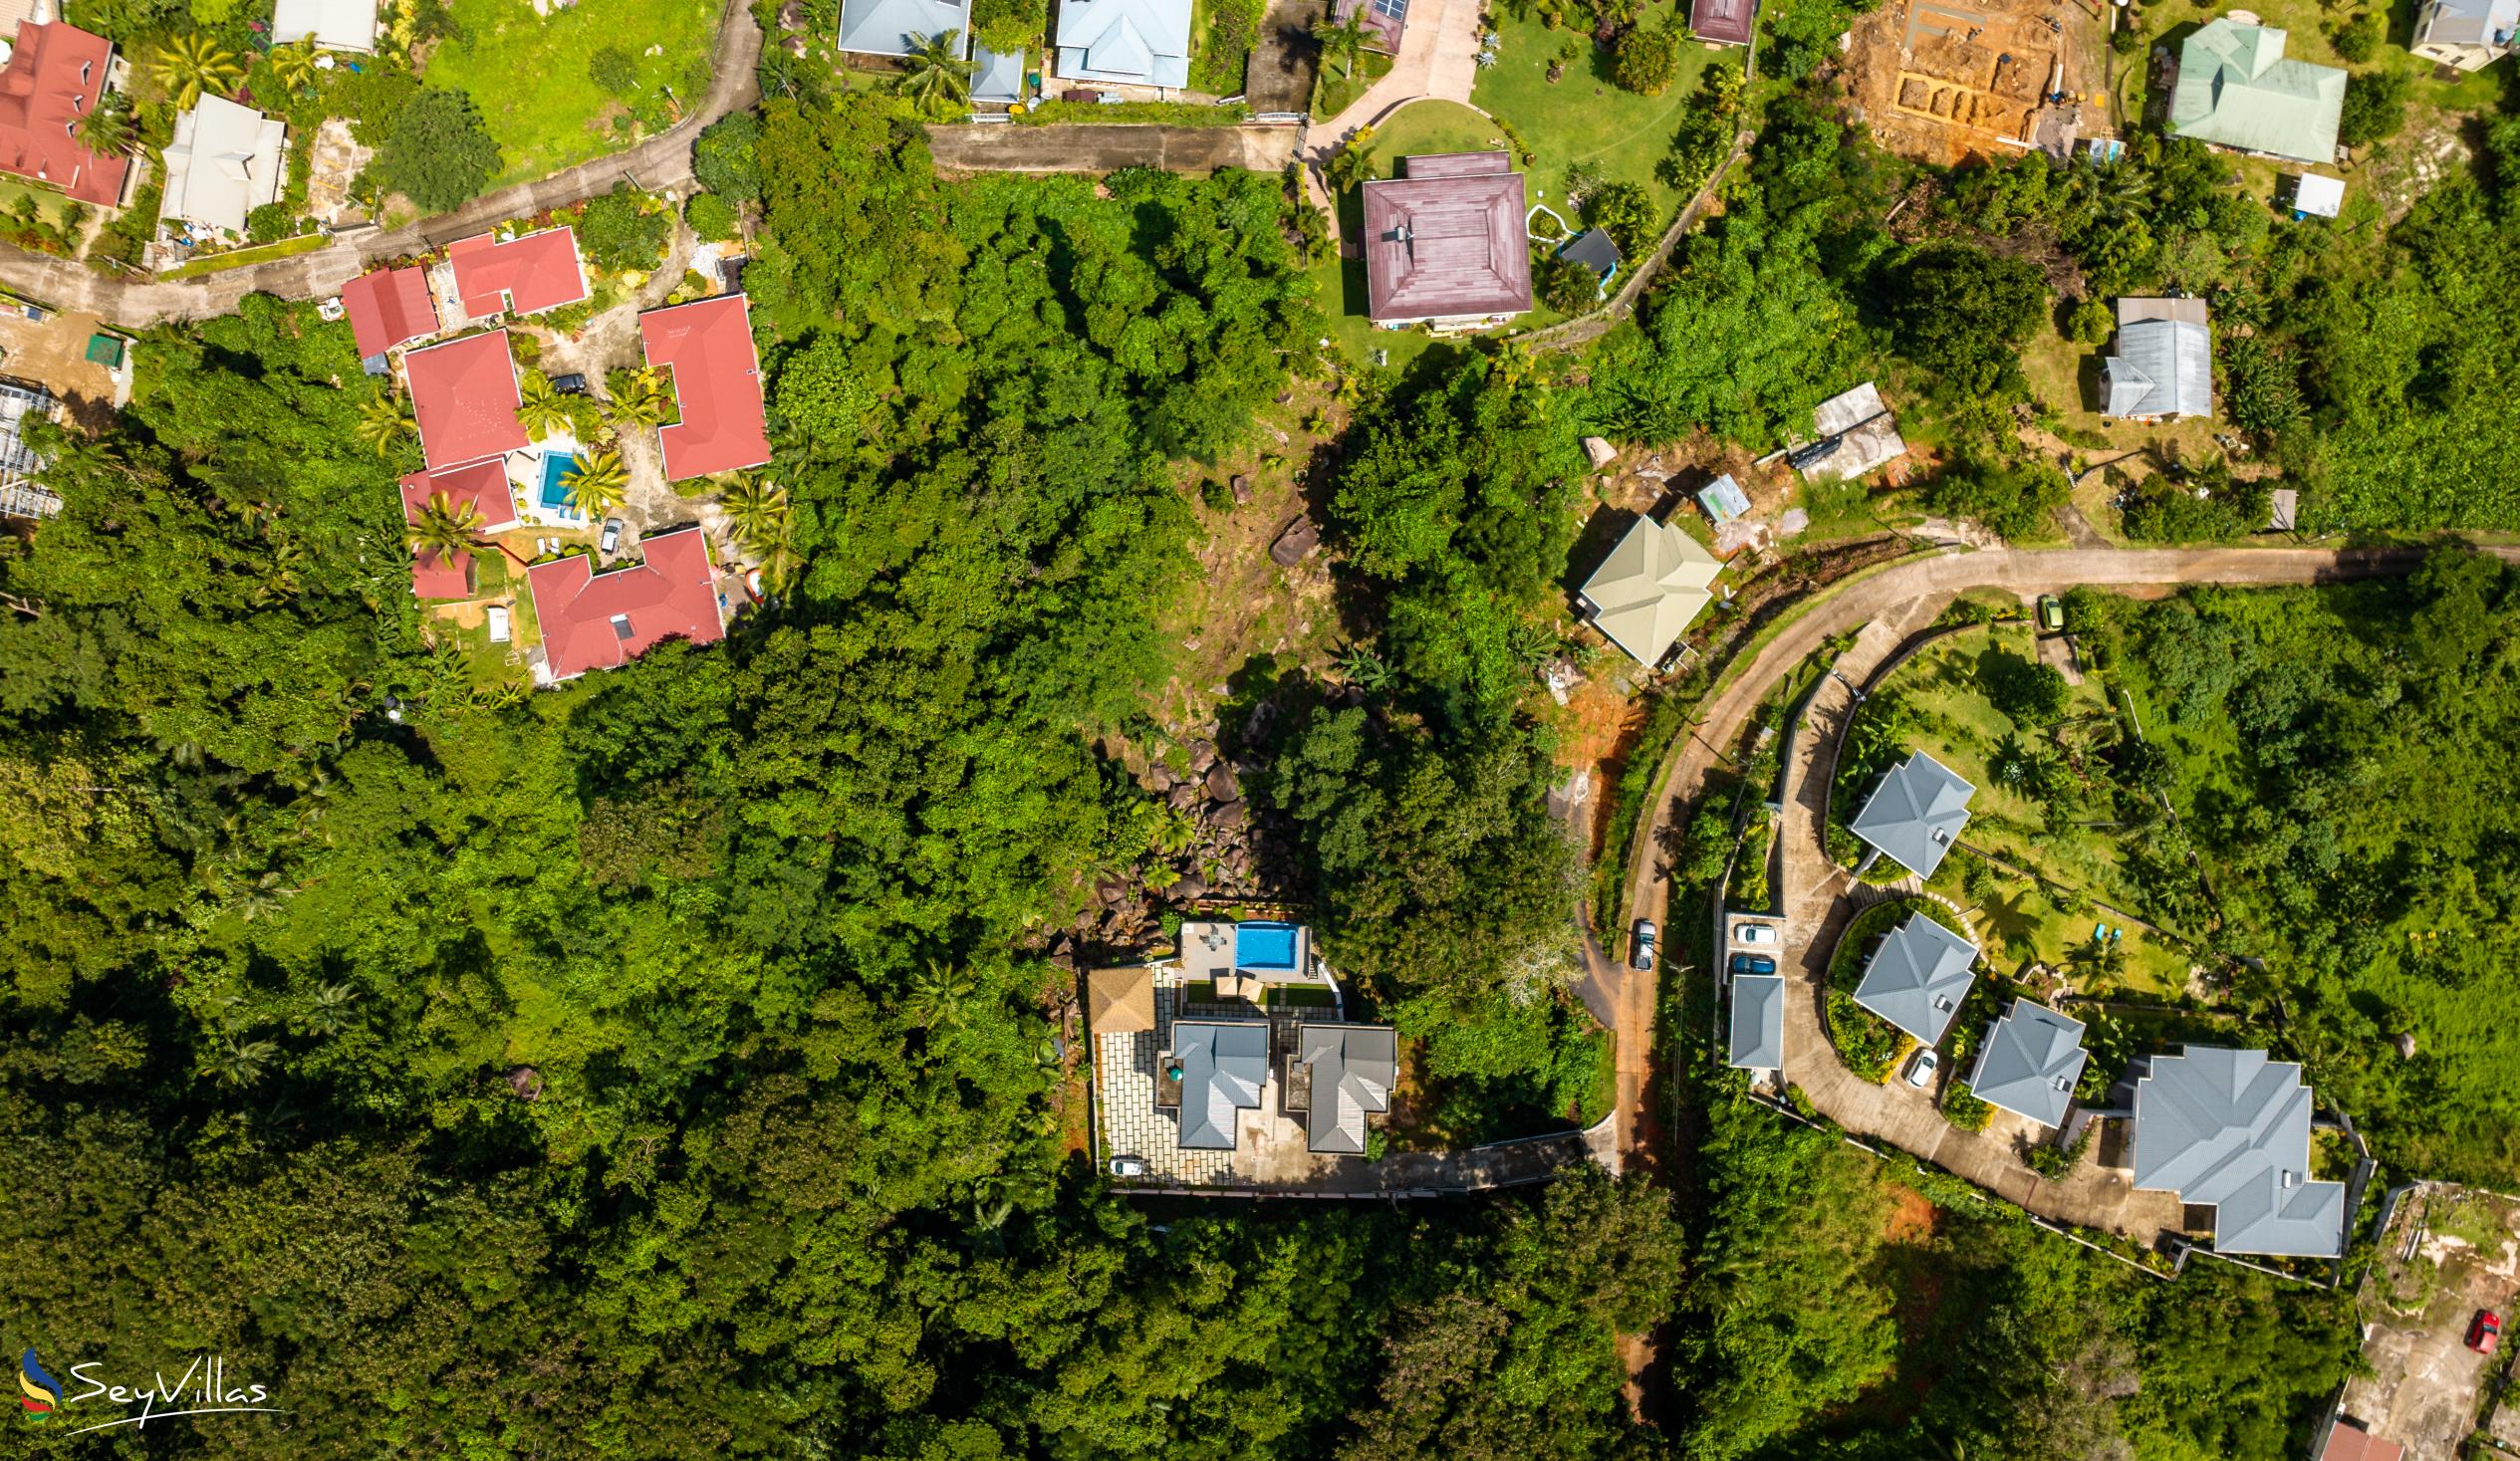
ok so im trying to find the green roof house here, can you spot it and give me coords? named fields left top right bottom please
left=2169, top=20, right=2345, bottom=165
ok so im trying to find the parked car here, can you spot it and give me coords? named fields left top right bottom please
left=1734, top=922, right=1777, bottom=946
left=1728, top=953, right=1775, bottom=976
left=2037, top=595, right=2066, bottom=632
left=1630, top=919, right=1657, bottom=971
left=550, top=372, right=589, bottom=394
left=1905, top=1048, right=1940, bottom=1089
left=2469, top=1310, right=2502, bottom=1355
left=1108, top=1155, right=1146, bottom=1179
left=600, top=518, right=624, bottom=555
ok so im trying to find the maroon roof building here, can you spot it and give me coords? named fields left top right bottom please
left=1361, top=152, right=1532, bottom=330
left=1688, top=0, right=1755, bottom=47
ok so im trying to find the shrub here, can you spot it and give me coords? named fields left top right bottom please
left=2338, top=70, right=2408, bottom=149
left=590, top=45, right=638, bottom=96
left=1922, top=453, right=2069, bottom=543
left=2119, top=462, right=2271, bottom=543
left=1979, top=649, right=2071, bottom=726
left=1582, top=180, right=1656, bottom=257
left=2025, top=1122, right=2094, bottom=1176
left=578, top=185, right=671, bottom=273
left=2331, top=10, right=2381, bottom=63
left=245, top=202, right=295, bottom=244
left=374, top=88, right=500, bottom=212
left=692, top=113, right=762, bottom=201
left=1942, top=1081, right=1993, bottom=1130
left=1537, top=254, right=1598, bottom=313
left=685, top=190, right=739, bottom=242
left=973, top=0, right=1039, bottom=50
left=1189, top=0, right=1265, bottom=93
left=2065, top=296, right=2114, bottom=346
left=1612, top=25, right=1681, bottom=95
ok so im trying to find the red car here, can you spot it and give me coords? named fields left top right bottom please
left=2469, top=1310, right=2502, bottom=1355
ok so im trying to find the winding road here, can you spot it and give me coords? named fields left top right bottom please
left=0, top=0, right=762, bottom=325
left=1584, top=542, right=2520, bottom=1183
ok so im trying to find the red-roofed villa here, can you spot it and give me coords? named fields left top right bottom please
left=526, top=527, right=725, bottom=682
left=638, top=295, right=771, bottom=482
left=1361, top=152, right=1532, bottom=331
left=0, top=22, right=132, bottom=206
left=398, top=459, right=519, bottom=600
left=343, top=265, right=440, bottom=365
left=402, top=331, right=530, bottom=471
left=448, top=228, right=591, bottom=321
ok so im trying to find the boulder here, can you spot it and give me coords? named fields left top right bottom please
left=505, top=1066, right=543, bottom=1101
left=1270, top=515, right=1321, bottom=567
left=2394, top=1032, right=2417, bottom=1060
left=1582, top=436, right=1618, bottom=469
left=1170, top=872, right=1210, bottom=902
left=1230, top=474, right=1253, bottom=505
left=1167, top=783, right=1201, bottom=812
left=1211, top=799, right=1248, bottom=831
left=1145, top=763, right=1174, bottom=792
left=1204, top=762, right=1242, bottom=802
left=1189, top=740, right=1219, bottom=772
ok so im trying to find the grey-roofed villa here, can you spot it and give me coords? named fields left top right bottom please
left=1728, top=974, right=1785, bottom=1071
left=1167, top=1020, right=1269, bottom=1149
left=1576, top=513, right=1721, bottom=668
left=1964, top=1000, right=2089, bottom=1127
left=1290, top=1024, right=1396, bottom=1153
left=838, top=0, right=970, bottom=57
left=1850, top=750, right=1974, bottom=878
left=2132, top=1046, right=2347, bottom=1257
left=1053, top=0, right=1192, bottom=90
left=2105, top=298, right=2212, bottom=421
left=1852, top=912, right=1979, bottom=1046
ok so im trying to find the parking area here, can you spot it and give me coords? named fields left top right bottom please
left=2339, top=1183, right=2520, bottom=1460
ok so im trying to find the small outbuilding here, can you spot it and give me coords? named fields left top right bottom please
left=2292, top=172, right=2346, bottom=219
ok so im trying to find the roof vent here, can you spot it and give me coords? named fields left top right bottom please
left=2053, top=1076, right=2073, bottom=1092
left=1933, top=995, right=1953, bottom=1011
left=2281, top=1169, right=2299, bottom=1188
left=610, top=613, right=634, bottom=640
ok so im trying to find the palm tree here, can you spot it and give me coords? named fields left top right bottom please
left=268, top=40, right=320, bottom=95
left=356, top=391, right=413, bottom=457
left=205, top=1034, right=279, bottom=1088
left=74, top=98, right=137, bottom=158
left=718, top=472, right=789, bottom=554
left=561, top=448, right=628, bottom=522
left=150, top=34, right=245, bottom=110
left=516, top=370, right=578, bottom=441
left=604, top=366, right=668, bottom=431
left=897, top=29, right=974, bottom=114
left=408, top=491, right=485, bottom=570
left=1313, top=8, right=1373, bottom=79
left=1325, top=128, right=1378, bottom=194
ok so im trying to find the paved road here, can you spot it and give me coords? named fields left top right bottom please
left=0, top=0, right=762, bottom=327
left=924, top=122, right=1302, bottom=174
left=1598, top=543, right=2520, bottom=1222
left=1313, top=0, right=1484, bottom=144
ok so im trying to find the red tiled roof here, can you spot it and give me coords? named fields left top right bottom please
left=0, top=23, right=131, bottom=207
left=526, top=527, right=724, bottom=680
left=1362, top=154, right=1532, bottom=326
left=402, top=331, right=529, bottom=471
left=448, top=228, right=590, bottom=321
left=343, top=266, right=439, bottom=360
left=639, top=296, right=770, bottom=482
left=399, top=461, right=516, bottom=600
left=2317, top=1421, right=2403, bottom=1461
left=1688, top=0, right=1755, bottom=46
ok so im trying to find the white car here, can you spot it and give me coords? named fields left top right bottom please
left=1905, top=1048, right=1939, bottom=1089
left=1108, top=1155, right=1146, bottom=1178
left=1734, top=922, right=1777, bottom=946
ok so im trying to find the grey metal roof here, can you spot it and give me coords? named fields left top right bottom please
left=837, top=0, right=970, bottom=57
left=1963, top=999, right=2088, bottom=1127
left=1577, top=514, right=1720, bottom=667
left=1295, top=1024, right=1395, bottom=1153
left=159, top=97, right=288, bottom=236
left=1558, top=227, right=1622, bottom=277
left=2105, top=307, right=2212, bottom=419
left=2132, top=1046, right=2347, bottom=1258
left=1849, top=750, right=1974, bottom=878
left=1052, top=0, right=1192, bottom=88
left=1798, top=381, right=1907, bottom=483
left=1727, top=974, right=1785, bottom=1070
left=1852, top=912, right=1979, bottom=1046
left=972, top=41, right=1026, bottom=102
left=2415, top=0, right=2518, bottom=47
left=1697, top=473, right=1751, bottom=524
left=1172, top=1020, right=1268, bottom=1149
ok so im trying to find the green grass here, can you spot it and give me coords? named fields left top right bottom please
left=0, top=176, right=82, bottom=229
left=1470, top=3, right=1718, bottom=225
left=1369, top=99, right=1511, bottom=164
left=162, top=233, right=331, bottom=279
left=1312, top=49, right=1392, bottom=119
left=421, top=0, right=724, bottom=188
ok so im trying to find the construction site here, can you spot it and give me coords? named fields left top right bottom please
left=1847, top=0, right=2117, bottom=165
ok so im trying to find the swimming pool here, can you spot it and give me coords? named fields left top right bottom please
left=1233, top=922, right=1299, bottom=972
left=538, top=452, right=583, bottom=515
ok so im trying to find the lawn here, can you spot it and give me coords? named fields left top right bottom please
left=0, top=177, right=83, bottom=229
left=1851, top=622, right=2199, bottom=996
left=1469, top=3, right=1721, bottom=225
left=1312, top=48, right=1392, bottom=117
left=420, top=0, right=725, bottom=188
left=163, top=233, right=331, bottom=279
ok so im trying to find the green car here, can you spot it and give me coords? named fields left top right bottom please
left=2037, top=596, right=2066, bottom=632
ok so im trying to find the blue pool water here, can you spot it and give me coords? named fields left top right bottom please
left=538, top=452, right=583, bottom=513
left=1233, top=922, right=1299, bottom=972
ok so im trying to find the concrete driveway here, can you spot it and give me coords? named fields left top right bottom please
left=2343, top=1183, right=2520, bottom=1459
left=924, top=123, right=1302, bottom=174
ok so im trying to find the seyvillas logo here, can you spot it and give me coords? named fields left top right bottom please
left=19, top=1349, right=59, bottom=1419
left=11, top=1345, right=283, bottom=1436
